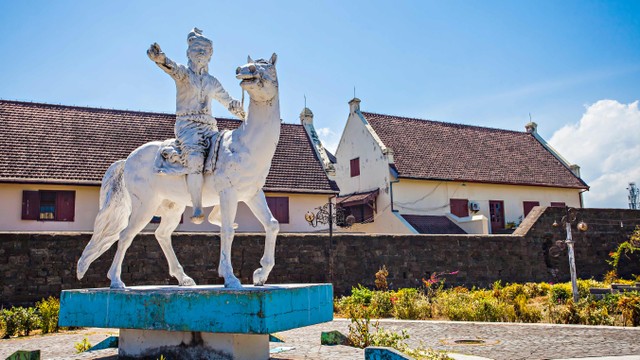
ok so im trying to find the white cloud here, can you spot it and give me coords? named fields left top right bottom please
left=316, top=127, right=340, bottom=154
left=549, top=100, right=640, bottom=208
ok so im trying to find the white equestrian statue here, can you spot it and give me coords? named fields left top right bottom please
left=76, top=54, right=280, bottom=289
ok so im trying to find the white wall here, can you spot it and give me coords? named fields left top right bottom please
left=0, top=183, right=332, bottom=233
left=0, top=183, right=100, bottom=232
left=393, top=179, right=582, bottom=225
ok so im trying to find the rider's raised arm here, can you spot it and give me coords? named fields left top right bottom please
left=209, top=76, right=245, bottom=120
left=147, top=43, right=187, bottom=80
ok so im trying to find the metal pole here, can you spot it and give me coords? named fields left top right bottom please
left=565, top=211, right=579, bottom=303
left=329, top=200, right=333, bottom=239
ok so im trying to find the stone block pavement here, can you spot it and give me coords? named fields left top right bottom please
left=1, top=319, right=639, bottom=359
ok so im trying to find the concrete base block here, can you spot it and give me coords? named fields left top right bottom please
left=59, top=284, right=333, bottom=359
left=119, top=329, right=268, bottom=360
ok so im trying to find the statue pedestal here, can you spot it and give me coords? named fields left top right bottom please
left=59, top=284, right=333, bottom=359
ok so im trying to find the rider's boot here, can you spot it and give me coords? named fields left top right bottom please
left=187, top=174, right=205, bottom=224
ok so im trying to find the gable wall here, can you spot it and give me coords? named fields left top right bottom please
left=335, top=113, right=389, bottom=196
left=334, top=112, right=412, bottom=234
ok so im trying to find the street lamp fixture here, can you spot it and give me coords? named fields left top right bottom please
left=549, top=207, right=587, bottom=303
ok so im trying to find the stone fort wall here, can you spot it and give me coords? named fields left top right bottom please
left=2, top=207, right=639, bottom=306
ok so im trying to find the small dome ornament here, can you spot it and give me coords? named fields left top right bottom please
left=577, top=221, right=588, bottom=232
left=304, top=211, right=315, bottom=224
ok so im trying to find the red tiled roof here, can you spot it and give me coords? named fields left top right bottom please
left=0, top=100, right=338, bottom=193
left=362, top=112, right=588, bottom=189
left=401, top=214, right=467, bottom=234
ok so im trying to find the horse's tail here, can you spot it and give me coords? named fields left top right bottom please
left=77, top=160, right=132, bottom=280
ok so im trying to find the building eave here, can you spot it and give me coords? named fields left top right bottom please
left=0, top=178, right=101, bottom=186
left=396, top=176, right=589, bottom=190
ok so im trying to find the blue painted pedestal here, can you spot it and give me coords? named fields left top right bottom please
left=59, top=284, right=333, bottom=359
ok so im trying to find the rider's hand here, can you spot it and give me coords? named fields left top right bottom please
left=229, top=100, right=245, bottom=120
left=147, top=43, right=166, bottom=63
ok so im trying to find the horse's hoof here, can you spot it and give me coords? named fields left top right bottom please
left=253, top=268, right=268, bottom=286
left=224, top=278, right=242, bottom=289
left=110, top=280, right=126, bottom=289
left=180, top=277, right=196, bottom=286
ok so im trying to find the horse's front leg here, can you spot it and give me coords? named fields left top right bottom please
left=245, top=190, right=279, bottom=286
left=218, top=189, right=242, bottom=289
left=155, top=202, right=196, bottom=286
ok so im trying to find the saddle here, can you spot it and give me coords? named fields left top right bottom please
left=154, top=130, right=230, bottom=175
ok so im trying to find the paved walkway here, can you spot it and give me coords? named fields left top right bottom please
left=1, top=319, right=639, bottom=359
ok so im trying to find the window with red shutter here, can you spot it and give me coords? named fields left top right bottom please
left=449, top=198, right=469, bottom=217
left=550, top=202, right=566, bottom=208
left=21, top=190, right=76, bottom=222
left=523, top=201, right=540, bottom=217
left=21, top=191, right=40, bottom=220
left=266, top=196, right=289, bottom=224
left=350, top=158, right=360, bottom=177
left=56, top=191, right=76, bottom=221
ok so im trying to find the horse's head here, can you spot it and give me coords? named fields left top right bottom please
left=236, top=53, right=278, bottom=103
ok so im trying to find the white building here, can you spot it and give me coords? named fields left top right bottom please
left=334, top=98, right=588, bottom=234
left=0, top=100, right=339, bottom=233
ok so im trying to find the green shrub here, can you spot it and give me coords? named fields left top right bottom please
left=550, top=284, right=572, bottom=304
left=36, top=296, right=60, bottom=334
left=405, top=346, right=453, bottom=360
left=370, top=291, right=394, bottom=318
left=350, top=285, right=374, bottom=306
left=435, top=290, right=475, bottom=321
left=474, top=294, right=516, bottom=322
left=0, top=307, right=40, bottom=337
left=523, top=282, right=551, bottom=298
left=14, top=307, right=40, bottom=336
left=513, top=294, right=542, bottom=323
left=435, top=289, right=516, bottom=322
left=616, top=292, right=640, bottom=326
left=370, top=327, right=410, bottom=350
left=392, top=288, right=432, bottom=320
left=500, top=283, right=526, bottom=301
left=579, top=300, right=614, bottom=325
left=375, top=265, right=389, bottom=291
left=549, top=300, right=582, bottom=324
left=75, top=337, right=92, bottom=353
left=0, top=308, right=19, bottom=338
left=346, top=303, right=376, bottom=348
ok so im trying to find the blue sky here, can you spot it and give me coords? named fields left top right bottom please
left=1, top=1, right=639, bottom=207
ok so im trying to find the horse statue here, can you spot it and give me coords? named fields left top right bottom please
left=76, top=53, right=280, bottom=289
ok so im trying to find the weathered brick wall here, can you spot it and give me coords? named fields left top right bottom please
left=2, top=208, right=639, bottom=306
left=517, top=207, right=640, bottom=281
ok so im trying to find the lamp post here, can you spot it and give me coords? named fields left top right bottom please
left=552, top=207, right=588, bottom=303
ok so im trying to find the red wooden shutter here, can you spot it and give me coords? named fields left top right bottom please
left=550, top=202, right=566, bottom=208
left=523, top=201, right=540, bottom=217
left=350, top=158, right=360, bottom=177
left=277, top=197, right=289, bottom=224
left=21, top=190, right=40, bottom=220
left=450, top=199, right=469, bottom=217
left=266, top=197, right=276, bottom=219
left=56, top=191, right=76, bottom=221
left=266, top=197, right=289, bottom=224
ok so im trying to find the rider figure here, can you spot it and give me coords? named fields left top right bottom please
left=147, top=28, right=245, bottom=224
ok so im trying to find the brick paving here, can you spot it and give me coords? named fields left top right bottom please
left=1, top=320, right=639, bottom=359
